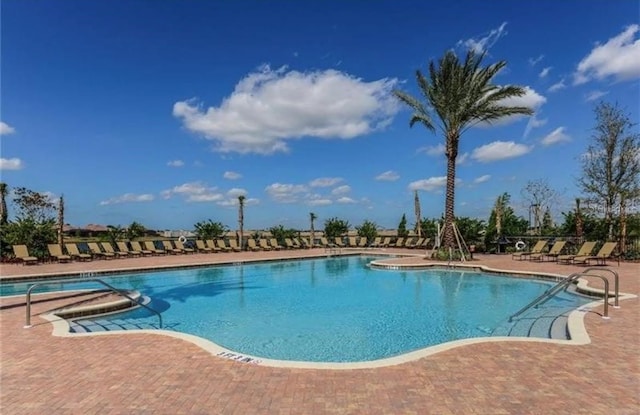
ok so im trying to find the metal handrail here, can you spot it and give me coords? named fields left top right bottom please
left=509, top=268, right=619, bottom=322
left=24, top=277, right=162, bottom=328
left=581, top=267, right=619, bottom=307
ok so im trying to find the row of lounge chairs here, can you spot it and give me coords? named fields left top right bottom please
left=512, top=240, right=618, bottom=265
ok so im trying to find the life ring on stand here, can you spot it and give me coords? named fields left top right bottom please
left=178, top=235, right=187, bottom=244
left=515, top=240, right=526, bottom=251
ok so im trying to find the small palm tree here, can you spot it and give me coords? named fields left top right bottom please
left=394, top=50, right=533, bottom=248
left=238, top=195, right=245, bottom=250
left=309, top=212, right=317, bottom=247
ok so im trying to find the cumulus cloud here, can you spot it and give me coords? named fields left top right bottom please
left=585, top=90, right=609, bottom=102
left=308, top=198, right=332, bottom=206
left=227, top=188, right=247, bottom=197
left=417, top=144, right=445, bottom=156
left=541, top=127, right=571, bottom=146
left=265, top=183, right=309, bottom=203
left=173, top=65, right=400, bottom=154
left=167, top=160, right=184, bottom=167
left=458, top=22, right=508, bottom=54
left=539, top=67, right=552, bottom=78
left=548, top=79, right=566, bottom=92
left=331, top=185, right=351, bottom=195
left=0, top=158, right=23, bottom=170
left=99, top=193, right=154, bottom=206
left=223, top=171, right=242, bottom=180
left=336, top=197, right=356, bottom=204
left=408, top=176, right=448, bottom=192
left=217, top=189, right=258, bottom=207
left=574, top=24, right=640, bottom=84
left=309, top=177, right=342, bottom=187
left=0, top=121, right=16, bottom=135
left=375, top=170, right=399, bottom=181
left=471, top=141, right=533, bottom=162
left=160, top=181, right=224, bottom=202
left=474, top=174, right=491, bottom=184
left=496, top=87, right=546, bottom=120
left=523, top=114, right=548, bottom=139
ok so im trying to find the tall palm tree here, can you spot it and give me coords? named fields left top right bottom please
left=0, top=182, right=8, bottom=225
left=414, top=190, right=421, bottom=237
left=394, top=50, right=533, bottom=248
left=309, top=212, right=317, bottom=247
left=57, top=194, right=64, bottom=246
left=238, top=195, right=245, bottom=250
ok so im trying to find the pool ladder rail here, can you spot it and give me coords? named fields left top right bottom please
left=24, top=277, right=163, bottom=329
left=509, top=268, right=619, bottom=322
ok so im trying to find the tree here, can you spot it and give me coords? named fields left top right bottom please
left=484, top=193, right=528, bottom=249
left=238, top=195, right=245, bottom=250
left=105, top=225, right=124, bottom=245
left=57, top=195, right=64, bottom=247
left=397, top=214, right=409, bottom=237
left=193, top=220, right=228, bottom=240
left=356, top=220, right=378, bottom=242
left=4, top=187, right=57, bottom=258
left=309, top=212, right=317, bottom=247
left=126, top=221, right=146, bottom=240
left=268, top=225, right=297, bottom=245
left=414, top=190, right=422, bottom=237
left=578, top=101, right=640, bottom=240
left=324, top=217, right=349, bottom=239
left=394, top=50, right=533, bottom=248
left=0, top=182, right=8, bottom=225
left=520, top=178, right=559, bottom=235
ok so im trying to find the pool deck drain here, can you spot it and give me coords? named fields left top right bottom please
left=1, top=250, right=638, bottom=414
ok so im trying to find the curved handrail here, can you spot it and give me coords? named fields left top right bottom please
left=24, top=277, right=162, bottom=328
left=509, top=268, right=617, bottom=322
left=580, top=267, right=619, bottom=307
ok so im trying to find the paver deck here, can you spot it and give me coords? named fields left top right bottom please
left=1, top=249, right=638, bottom=414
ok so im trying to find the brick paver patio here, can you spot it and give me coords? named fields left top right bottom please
left=1, top=249, right=638, bottom=414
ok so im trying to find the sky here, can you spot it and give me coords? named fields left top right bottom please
left=1, top=1, right=639, bottom=231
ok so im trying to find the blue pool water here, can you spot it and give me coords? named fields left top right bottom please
left=2, top=256, right=593, bottom=362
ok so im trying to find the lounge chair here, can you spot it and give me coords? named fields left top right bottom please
left=358, top=237, right=367, bottom=248
left=408, top=238, right=424, bottom=249
left=216, top=239, right=232, bottom=252
left=369, top=237, right=382, bottom=248
left=403, top=238, right=415, bottom=248
left=175, top=239, right=195, bottom=254
left=300, top=238, right=312, bottom=249
left=101, top=242, right=129, bottom=258
left=284, top=238, right=295, bottom=249
left=334, top=237, right=345, bottom=248
left=530, top=241, right=566, bottom=262
left=557, top=241, right=597, bottom=264
left=573, top=242, right=618, bottom=265
left=381, top=237, right=391, bottom=247
left=269, top=238, right=283, bottom=250
left=88, top=242, right=115, bottom=259
left=292, top=238, right=303, bottom=249
left=246, top=238, right=261, bottom=251
left=420, top=238, right=431, bottom=248
left=117, top=241, right=141, bottom=257
left=130, top=241, right=153, bottom=256
left=318, top=237, right=332, bottom=248
left=143, top=241, right=166, bottom=255
left=205, top=240, right=222, bottom=253
left=195, top=240, right=213, bottom=253
left=394, top=237, right=405, bottom=248
left=228, top=239, right=242, bottom=252
left=162, top=240, right=182, bottom=254
left=47, top=244, right=71, bottom=263
left=12, top=245, right=38, bottom=265
left=258, top=239, right=272, bottom=251
left=348, top=237, right=358, bottom=247
left=512, top=240, right=548, bottom=261
left=65, top=243, right=93, bottom=261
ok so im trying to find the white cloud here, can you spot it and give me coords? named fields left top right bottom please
left=0, top=122, right=16, bottom=135
left=309, top=177, right=342, bottom=187
left=308, top=198, right=332, bottom=206
left=408, top=176, right=448, bottom=192
left=574, top=24, right=640, bottom=84
left=478, top=87, right=545, bottom=127
left=539, top=67, right=552, bottom=78
left=331, top=185, right=351, bottom=195
left=375, top=170, right=399, bottom=181
left=336, top=197, right=356, bottom=204
left=474, top=174, right=491, bottom=184
left=585, top=90, right=609, bottom=102
left=223, top=171, right=242, bottom=180
left=226, top=188, right=247, bottom=198
left=417, top=143, right=445, bottom=156
left=458, top=22, right=508, bottom=54
left=167, top=160, right=184, bottom=167
left=529, top=55, right=544, bottom=66
left=523, top=114, right=548, bottom=139
left=0, top=158, right=23, bottom=170
left=265, top=182, right=308, bottom=203
left=160, top=181, right=224, bottom=202
left=471, top=141, right=533, bottom=162
left=548, top=79, right=566, bottom=92
left=217, top=191, right=258, bottom=207
left=541, top=127, right=571, bottom=146
left=173, top=65, right=400, bottom=154
left=99, top=193, right=154, bottom=206
left=456, top=152, right=469, bottom=165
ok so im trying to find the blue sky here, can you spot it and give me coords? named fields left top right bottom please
left=1, top=1, right=639, bottom=231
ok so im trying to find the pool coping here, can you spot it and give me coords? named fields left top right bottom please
left=29, top=259, right=636, bottom=370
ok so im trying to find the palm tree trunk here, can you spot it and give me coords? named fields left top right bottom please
left=443, top=133, right=459, bottom=248
left=58, top=195, right=64, bottom=247
left=0, top=182, right=7, bottom=225
left=620, top=196, right=627, bottom=254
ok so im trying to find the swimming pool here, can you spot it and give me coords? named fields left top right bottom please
left=3, top=256, right=593, bottom=363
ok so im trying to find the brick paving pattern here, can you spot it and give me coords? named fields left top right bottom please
left=1, top=249, right=638, bottom=414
